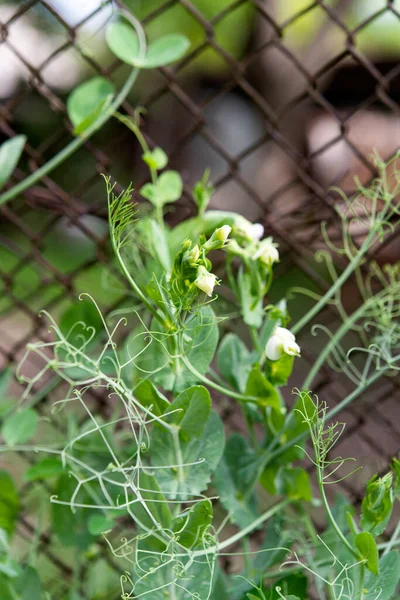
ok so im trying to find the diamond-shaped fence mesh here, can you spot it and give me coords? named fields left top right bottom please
left=1, top=0, right=400, bottom=596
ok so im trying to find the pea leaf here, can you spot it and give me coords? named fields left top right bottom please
left=245, top=366, right=282, bottom=413
left=214, top=434, right=259, bottom=528
left=107, top=22, right=190, bottom=68
left=87, top=514, right=115, bottom=536
left=2, top=409, right=38, bottom=447
left=141, top=170, right=183, bottom=207
left=238, top=268, right=263, bottom=328
left=151, top=390, right=224, bottom=497
left=172, top=499, right=212, bottom=549
left=265, top=353, right=294, bottom=386
left=275, top=466, right=312, bottom=501
left=14, top=565, right=42, bottom=600
left=24, top=458, right=65, bottom=481
left=355, top=532, right=379, bottom=575
left=0, top=471, right=19, bottom=535
left=130, top=472, right=172, bottom=531
left=363, top=551, right=400, bottom=600
left=217, top=333, right=253, bottom=392
left=60, top=298, right=103, bottom=348
left=133, top=380, right=170, bottom=418
left=67, top=76, right=115, bottom=133
left=143, top=147, right=168, bottom=170
left=52, top=474, right=96, bottom=549
left=106, top=21, right=141, bottom=65
left=0, top=135, right=26, bottom=191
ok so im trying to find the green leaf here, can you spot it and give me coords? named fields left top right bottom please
left=60, top=298, right=103, bottom=349
left=355, top=532, right=379, bottom=575
left=0, top=135, right=26, bottom=191
left=52, top=474, right=95, bottom=549
left=0, top=472, right=19, bottom=535
left=143, top=147, right=168, bottom=170
left=130, top=471, right=172, bottom=531
left=106, top=22, right=189, bottom=68
left=171, top=385, right=211, bottom=440
left=87, top=514, right=115, bottom=536
left=266, top=353, right=294, bottom=386
left=172, top=499, right=212, bottom=549
left=2, top=409, right=38, bottom=447
left=275, top=466, right=312, bottom=501
left=363, top=551, right=400, bottom=600
left=106, top=21, right=141, bottom=65
left=0, top=368, right=13, bottom=419
left=361, top=472, right=394, bottom=536
left=238, top=268, right=263, bottom=328
left=214, top=434, right=259, bottom=528
left=142, top=171, right=183, bottom=207
left=245, top=366, right=282, bottom=413
left=14, top=565, right=41, bottom=600
left=391, top=457, right=400, bottom=495
left=24, top=458, right=64, bottom=481
left=269, top=574, right=307, bottom=599
left=67, top=76, right=115, bottom=133
left=133, top=379, right=170, bottom=418
left=149, top=219, right=172, bottom=273
left=217, top=333, right=253, bottom=392
left=152, top=407, right=224, bottom=498
left=143, top=34, right=190, bottom=68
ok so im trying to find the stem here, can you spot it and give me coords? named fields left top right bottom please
left=302, top=286, right=395, bottom=389
left=180, top=354, right=258, bottom=403
left=292, top=230, right=376, bottom=336
left=0, top=67, right=140, bottom=206
left=316, top=461, right=358, bottom=558
left=383, top=516, right=400, bottom=555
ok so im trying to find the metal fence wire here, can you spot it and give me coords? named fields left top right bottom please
left=1, top=0, right=400, bottom=595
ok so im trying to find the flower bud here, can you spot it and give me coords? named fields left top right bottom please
left=194, top=266, right=218, bottom=297
left=189, top=244, right=200, bottom=264
left=253, top=238, right=279, bottom=267
left=251, top=223, right=265, bottom=240
left=265, top=327, right=300, bottom=361
left=215, top=225, right=232, bottom=243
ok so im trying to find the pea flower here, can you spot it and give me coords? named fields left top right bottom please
left=234, top=217, right=264, bottom=241
left=215, top=225, right=232, bottom=243
left=253, top=237, right=279, bottom=267
left=265, top=327, right=300, bottom=361
left=195, top=266, right=218, bottom=297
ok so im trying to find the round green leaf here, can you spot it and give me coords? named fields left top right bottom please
left=157, top=170, right=183, bottom=204
left=0, top=135, right=26, bottom=191
left=106, top=21, right=141, bottom=66
left=67, top=77, right=115, bottom=133
left=106, top=21, right=189, bottom=69
left=355, top=532, right=379, bottom=575
left=2, top=409, right=38, bottom=447
left=142, top=147, right=168, bottom=170
left=143, top=34, right=190, bottom=68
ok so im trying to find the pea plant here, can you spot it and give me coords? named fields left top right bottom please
left=0, top=10, right=400, bottom=600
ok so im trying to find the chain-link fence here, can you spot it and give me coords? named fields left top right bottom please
left=1, top=0, right=400, bottom=596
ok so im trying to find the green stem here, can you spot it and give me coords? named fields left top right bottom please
left=302, top=286, right=396, bottom=389
left=180, top=354, right=258, bottom=404
left=292, top=230, right=376, bottom=336
left=0, top=67, right=140, bottom=206
left=383, top=516, right=400, bottom=555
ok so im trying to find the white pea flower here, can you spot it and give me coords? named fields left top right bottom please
left=250, top=223, right=264, bottom=240
left=195, top=266, right=218, bottom=297
left=215, top=225, right=232, bottom=243
left=234, top=217, right=263, bottom=241
left=253, top=237, right=279, bottom=267
left=265, top=327, right=301, bottom=361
